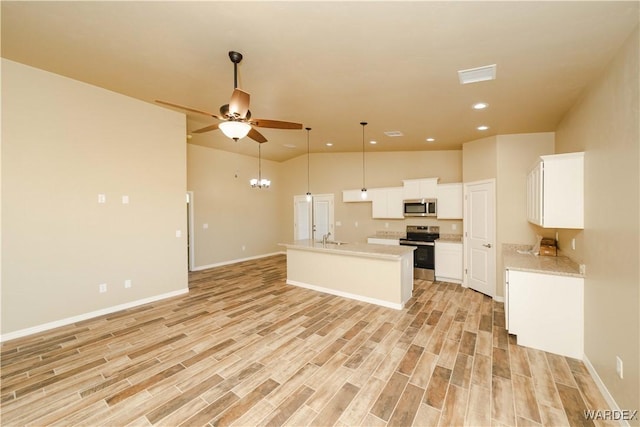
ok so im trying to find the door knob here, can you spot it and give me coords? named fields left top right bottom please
left=483, top=243, right=492, bottom=248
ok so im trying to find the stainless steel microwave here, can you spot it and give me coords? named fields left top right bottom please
left=403, top=199, right=437, bottom=217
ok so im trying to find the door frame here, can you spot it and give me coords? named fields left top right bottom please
left=293, top=193, right=335, bottom=241
left=187, top=191, right=195, bottom=272
left=463, top=179, right=496, bottom=297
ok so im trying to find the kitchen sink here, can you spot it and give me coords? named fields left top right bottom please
left=317, top=240, right=348, bottom=246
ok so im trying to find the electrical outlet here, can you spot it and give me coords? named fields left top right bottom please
left=241, top=245, right=246, bottom=251
left=124, top=279, right=132, bottom=289
left=452, top=224, right=457, bottom=231
left=98, top=193, right=106, bottom=204
left=616, top=356, right=623, bottom=379
left=99, top=283, right=107, bottom=293
left=122, top=195, right=129, bottom=204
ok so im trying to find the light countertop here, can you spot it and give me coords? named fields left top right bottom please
left=503, top=245, right=582, bottom=278
left=436, top=234, right=463, bottom=243
left=280, top=239, right=415, bottom=260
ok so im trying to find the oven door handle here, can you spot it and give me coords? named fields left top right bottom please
left=400, top=241, right=435, bottom=247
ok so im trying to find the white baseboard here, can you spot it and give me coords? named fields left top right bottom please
left=191, top=251, right=285, bottom=272
left=0, top=288, right=189, bottom=343
left=287, top=279, right=404, bottom=310
left=583, top=354, right=628, bottom=426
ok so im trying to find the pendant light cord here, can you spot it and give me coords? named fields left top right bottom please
left=360, top=122, right=367, bottom=190
left=306, top=127, right=311, bottom=194
left=258, top=144, right=262, bottom=181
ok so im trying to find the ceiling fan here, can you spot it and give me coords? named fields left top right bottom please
left=156, top=51, right=302, bottom=143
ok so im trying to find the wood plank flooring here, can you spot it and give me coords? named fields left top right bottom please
left=1, top=254, right=613, bottom=426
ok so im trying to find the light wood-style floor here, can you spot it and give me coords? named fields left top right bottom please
left=1, top=254, right=612, bottom=426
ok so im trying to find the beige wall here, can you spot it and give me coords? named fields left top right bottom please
left=555, top=28, right=639, bottom=415
left=462, top=136, right=497, bottom=183
left=1, top=59, right=188, bottom=336
left=463, top=133, right=556, bottom=298
left=187, top=148, right=463, bottom=269
left=278, top=150, right=463, bottom=244
left=187, top=143, right=284, bottom=267
left=495, top=133, right=555, bottom=297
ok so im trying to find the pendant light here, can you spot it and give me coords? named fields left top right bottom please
left=250, top=143, right=270, bottom=188
left=360, top=121, right=368, bottom=200
left=305, top=127, right=312, bottom=202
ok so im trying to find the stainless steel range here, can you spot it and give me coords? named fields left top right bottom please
left=399, top=225, right=440, bottom=281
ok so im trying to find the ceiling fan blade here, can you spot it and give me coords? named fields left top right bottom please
left=252, top=119, right=303, bottom=130
left=155, top=100, right=223, bottom=119
left=192, top=123, right=220, bottom=134
left=229, top=89, right=250, bottom=119
left=248, top=127, right=268, bottom=143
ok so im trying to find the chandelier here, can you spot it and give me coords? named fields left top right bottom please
left=250, top=143, right=270, bottom=188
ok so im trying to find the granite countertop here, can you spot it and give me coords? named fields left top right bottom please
left=503, top=244, right=583, bottom=278
left=280, top=239, right=415, bottom=260
left=436, top=234, right=463, bottom=243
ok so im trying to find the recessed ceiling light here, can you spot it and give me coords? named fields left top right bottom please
left=477, top=125, right=489, bottom=131
left=283, top=144, right=296, bottom=149
left=426, top=137, right=435, bottom=142
left=473, top=102, right=489, bottom=110
left=370, top=140, right=377, bottom=145
left=384, top=131, right=403, bottom=137
left=325, top=142, right=333, bottom=147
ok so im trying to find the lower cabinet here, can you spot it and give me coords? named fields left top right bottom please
left=435, top=241, right=463, bottom=283
left=505, top=269, right=583, bottom=358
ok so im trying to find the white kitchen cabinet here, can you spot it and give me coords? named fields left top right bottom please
left=435, top=241, right=463, bottom=283
left=342, top=189, right=369, bottom=202
left=367, top=237, right=400, bottom=246
left=402, top=178, right=438, bottom=200
left=527, top=152, right=584, bottom=229
left=436, top=183, right=463, bottom=219
left=505, top=269, right=584, bottom=359
left=370, top=187, right=404, bottom=219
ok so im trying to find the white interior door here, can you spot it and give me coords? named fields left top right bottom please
left=464, top=180, right=496, bottom=297
left=293, top=194, right=334, bottom=241
left=294, top=195, right=312, bottom=240
left=312, top=194, right=334, bottom=241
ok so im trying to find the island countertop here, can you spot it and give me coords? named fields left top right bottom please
left=280, top=239, right=415, bottom=260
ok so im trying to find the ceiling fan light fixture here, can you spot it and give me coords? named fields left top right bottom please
left=219, top=121, right=251, bottom=141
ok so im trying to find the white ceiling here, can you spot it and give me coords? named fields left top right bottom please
left=2, top=1, right=638, bottom=162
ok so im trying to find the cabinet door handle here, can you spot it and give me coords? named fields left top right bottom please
left=483, top=243, right=492, bottom=248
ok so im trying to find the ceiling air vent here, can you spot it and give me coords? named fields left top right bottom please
left=458, top=64, right=497, bottom=85
left=384, top=131, right=404, bottom=137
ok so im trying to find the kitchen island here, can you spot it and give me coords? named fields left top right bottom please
left=280, top=240, right=415, bottom=310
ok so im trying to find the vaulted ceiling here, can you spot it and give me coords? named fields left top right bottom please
left=2, top=1, right=638, bottom=161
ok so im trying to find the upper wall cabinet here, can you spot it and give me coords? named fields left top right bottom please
left=403, top=178, right=439, bottom=200
left=436, top=183, right=463, bottom=219
left=370, top=187, right=404, bottom=219
left=342, top=189, right=369, bottom=202
left=527, top=152, right=584, bottom=229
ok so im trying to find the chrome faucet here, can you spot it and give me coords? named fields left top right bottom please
left=322, top=232, right=332, bottom=245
